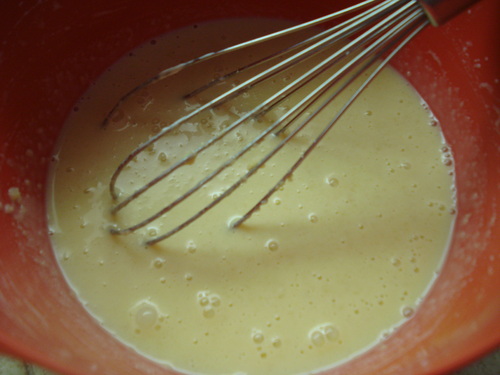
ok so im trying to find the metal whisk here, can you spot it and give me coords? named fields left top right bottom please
left=106, top=0, right=478, bottom=245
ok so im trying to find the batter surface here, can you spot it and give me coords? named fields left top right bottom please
left=47, top=18, right=455, bottom=375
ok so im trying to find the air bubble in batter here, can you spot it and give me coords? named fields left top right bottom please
left=265, top=239, right=279, bottom=251
left=133, top=301, right=159, bottom=329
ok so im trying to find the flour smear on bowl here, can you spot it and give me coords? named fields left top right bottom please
left=46, top=18, right=456, bottom=375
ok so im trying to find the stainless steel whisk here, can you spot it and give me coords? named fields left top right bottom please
left=106, top=0, right=478, bottom=245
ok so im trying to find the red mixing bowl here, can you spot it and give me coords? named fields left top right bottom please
left=0, top=0, right=498, bottom=374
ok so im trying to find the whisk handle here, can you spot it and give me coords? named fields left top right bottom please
left=418, top=0, right=481, bottom=26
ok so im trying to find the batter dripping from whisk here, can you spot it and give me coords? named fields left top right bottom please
left=47, top=18, right=455, bottom=375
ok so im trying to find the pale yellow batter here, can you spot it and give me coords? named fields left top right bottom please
left=47, top=19, right=455, bottom=375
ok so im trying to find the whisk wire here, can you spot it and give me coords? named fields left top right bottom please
left=106, top=0, right=443, bottom=244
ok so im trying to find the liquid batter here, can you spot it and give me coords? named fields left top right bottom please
left=47, top=18, right=455, bottom=375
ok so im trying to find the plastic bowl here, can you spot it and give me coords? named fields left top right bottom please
left=0, top=0, right=498, bottom=374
